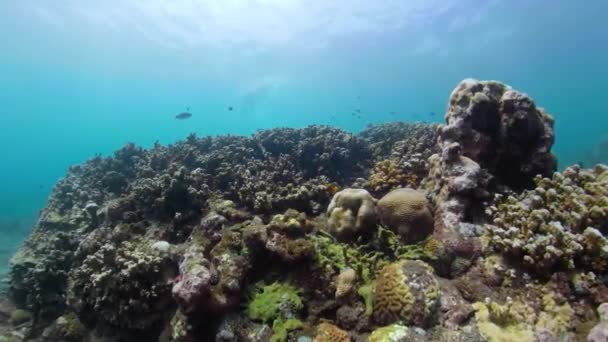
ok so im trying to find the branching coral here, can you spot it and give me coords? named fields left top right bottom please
left=365, top=160, right=415, bottom=195
left=486, top=164, right=608, bottom=273
left=67, top=239, right=176, bottom=330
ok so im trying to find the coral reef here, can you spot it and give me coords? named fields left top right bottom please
left=376, top=188, right=434, bottom=243
left=5, top=79, right=603, bottom=342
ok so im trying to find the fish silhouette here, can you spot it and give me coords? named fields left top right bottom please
left=175, top=107, right=192, bottom=120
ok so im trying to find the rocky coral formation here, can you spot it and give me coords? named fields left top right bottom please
left=422, top=79, right=559, bottom=277
left=5, top=79, right=605, bottom=342
left=377, top=188, right=434, bottom=243
left=442, top=78, right=556, bottom=190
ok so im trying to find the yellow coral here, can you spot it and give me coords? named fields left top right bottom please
left=372, top=260, right=440, bottom=327
left=473, top=301, right=535, bottom=342
left=473, top=291, right=573, bottom=342
left=313, top=322, right=350, bottom=342
left=535, top=293, right=573, bottom=336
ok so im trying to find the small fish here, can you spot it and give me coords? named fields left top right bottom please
left=429, top=111, right=436, bottom=116
left=228, top=106, right=234, bottom=111
left=390, top=111, right=396, bottom=116
left=176, top=107, right=192, bottom=120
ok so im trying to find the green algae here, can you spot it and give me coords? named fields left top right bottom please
left=9, top=309, right=32, bottom=325
left=247, top=281, right=303, bottom=323
left=270, top=318, right=303, bottom=342
left=357, top=281, right=375, bottom=316
left=368, top=324, right=410, bottom=342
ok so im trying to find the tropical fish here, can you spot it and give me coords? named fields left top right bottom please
left=175, top=108, right=192, bottom=120
left=429, top=111, right=437, bottom=116
left=228, top=106, right=234, bottom=111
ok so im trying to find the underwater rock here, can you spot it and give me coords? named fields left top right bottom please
left=372, top=260, right=440, bottom=327
left=421, top=79, right=559, bottom=276
left=326, top=189, right=377, bottom=241
left=335, top=303, right=366, bottom=331
left=588, top=303, right=608, bottom=342
left=9, top=310, right=31, bottom=326
left=442, top=78, right=556, bottom=190
left=376, top=188, right=434, bottom=243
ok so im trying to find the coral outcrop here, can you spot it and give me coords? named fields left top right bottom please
left=442, top=79, right=556, bottom=190
left=423, top=79, right=557, bottom=276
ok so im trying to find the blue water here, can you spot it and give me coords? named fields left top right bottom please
left=0, top=1, right=607, bottom=275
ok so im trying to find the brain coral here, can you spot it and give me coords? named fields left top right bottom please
left=377, top=188, right=434, bottom=243
left=327, top=188, right=377, bottom=241
left=486, top=164, right=608, bottom=274
left=373, top=260, right=440, bottom=327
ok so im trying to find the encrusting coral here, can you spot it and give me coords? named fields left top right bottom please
left=313, top=322, right=351, bottom=342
